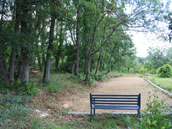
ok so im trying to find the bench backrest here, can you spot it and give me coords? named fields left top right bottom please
left=90, top=94, right=141, bottom=107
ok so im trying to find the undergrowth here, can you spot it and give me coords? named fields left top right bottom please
left=0, top=92, right=32, bottom=129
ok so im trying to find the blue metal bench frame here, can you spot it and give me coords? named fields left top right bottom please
left=90, top=93, right=141, bottom=122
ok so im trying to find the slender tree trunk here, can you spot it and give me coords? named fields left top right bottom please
left=0, top=60, right=9, bottom=85
left=74, top=5, right=81, bottom=76
left=9, top=48, right=16, bottom=82
left=9, top=1, right=20, bottom=82
left=84, top=14, right=105, bottom=80
left=72, top=61, right=76, bottom=74
left=0, top=0, right=9, bottom=85
left=55, top=22, right=63, bottom=71
left=43, top=15, right=56, bottom=82
left=37, top=51, right=42, bottom=71
left=16, top=60, right=22, bottom=79
left=41, top=42, right=46, bottom=66
left=20, top=0, right=30, bottom=85
left=99, top=59, right=102, bottom=72
left=55, top=56, right=59, bottom=70
left=95, top=50, right=102, bottom=74
left=85, top=54, right=91, bottom=80
left=36, top=41, right=42, bottom=71
left=108, top=58, right=112, bottom=72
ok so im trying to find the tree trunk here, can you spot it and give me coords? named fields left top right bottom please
left=0, top=60, right=9, bottom=85
left=37, top=52, right=42, bottom=71
left=85, top=54, right=92, bottom=80
left=20, top=0, right=30, bottom=85
left=16, top=60, right=22, bottom=79
left=41, top=42, right=46, bottom=66
left=9, top=0, right=20, bottom=82
left=54, top=21, right=63, bottom=71
left=9, top=48, right=16, bottom=82
left=21, top=57, right=29, bottom=85
left=108, top=58, right=112, bottom=72
left=43, top=15, right=56, bottom=82
left=72, top=61, right=76, bottom=74
left=99, top=61, right=101, bottom=72
left=95, top=50, right=102, bottom=74
left=36, top=41, right=42, bottom=71
left=55, top=56, right=60, bottom=71
left=74, top=5, right=81, bottom=76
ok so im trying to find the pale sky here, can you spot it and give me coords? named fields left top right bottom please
left=130, top=0, right=172, bottom=58
left=131, top=32, right=172, bottom=57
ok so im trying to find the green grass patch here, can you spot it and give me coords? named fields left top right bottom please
left=0, top=92, right=33, bottom=129
left=145, top=74, right=172, bottom=93
left=53, top=114, right=139, bottom=129
left=45, top=73, right=83, bottom=93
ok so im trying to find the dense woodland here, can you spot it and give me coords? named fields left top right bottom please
left=0, top=0, right=171, bottom=86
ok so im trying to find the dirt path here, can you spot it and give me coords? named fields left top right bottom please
left=62, top=76, right=172, bottom=113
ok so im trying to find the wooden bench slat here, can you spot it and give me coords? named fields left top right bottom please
left=92, top=103, right=138, bottom=105
left=92, top=94, right=138, bottom=97
left=94, top=100, right=138, bottom=102
left=92, top=97, right=138, bottom=99
left=93, top=105, right=139, bottom=110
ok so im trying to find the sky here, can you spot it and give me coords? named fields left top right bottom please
left=130, top=0, right=172, bottom=58
left=131, top=32, right=172, bottom=57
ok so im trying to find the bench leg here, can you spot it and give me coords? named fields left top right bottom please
left=137, top=109, right=141, bottom=119
left=93, top=108, right=95, bottom=115
left=90, top=108, right=92, bottom=123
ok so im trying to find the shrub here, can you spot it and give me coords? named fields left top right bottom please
left=140, top=67, right=147, bottom=74
left=85, top=76, right=94, bottom=85
left=46, top=78, right=66, bottom=93
left=94, top=73, right=105, bottom=81
left=0, top=93, right=32, bottom=129
left=157, top=64, right=172, bottom=78
left=133, top=95, right=171, bottom=129
left=149, top=69, right=156, bottom=74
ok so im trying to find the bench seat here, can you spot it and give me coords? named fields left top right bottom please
left=93, top=105, right=139, bottom=110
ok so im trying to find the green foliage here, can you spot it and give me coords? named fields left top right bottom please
left=0, top=81, right=39, bottom=96
left=149, top=69, right=156, bottom=74
left=133, top=95, right=171, bottom=129
left=85, top=76, right=94, bottom=85
left=94, top=72, right=105, bottom=81
left=0, top=92, right=32, bottom=129
left=29, top=118, right=44, bottom=129
left=157, top=64, right=172, bottom=78
left=46, top=78, right=66, bottom=93
left=7, top=79, right=40, bottom=96
left=25, top=82, right=40, bottom=96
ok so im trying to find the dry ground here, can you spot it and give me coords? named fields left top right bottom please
left=62, top=76, right=172, bottom=113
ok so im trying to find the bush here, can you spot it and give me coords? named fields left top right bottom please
left=157, top=64, right=172, bottom=78
left=94, top=73, right=105, bottom=81
left=0, top=92, right=32, bottom=129
left=46, top=78, right=66, bottom=93
left=133, top=95, right=171, bottom=129
left=149, top=69, right=156, bottom=74
left=140, top=67, right=147, bottom=74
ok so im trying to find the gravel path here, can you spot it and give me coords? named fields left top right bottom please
left=63, top=76, right=172, bottom=113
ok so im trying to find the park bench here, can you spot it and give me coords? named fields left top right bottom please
left=89, top=93, right=141, bottom=122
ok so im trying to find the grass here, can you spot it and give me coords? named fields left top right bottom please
left=0, top=92, right=33, bottom=129
left=144, top=74, right=172, bottom=93
left=54, top=114, right=139, bottom=129
left=43, top=73, right=84, bottom=93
